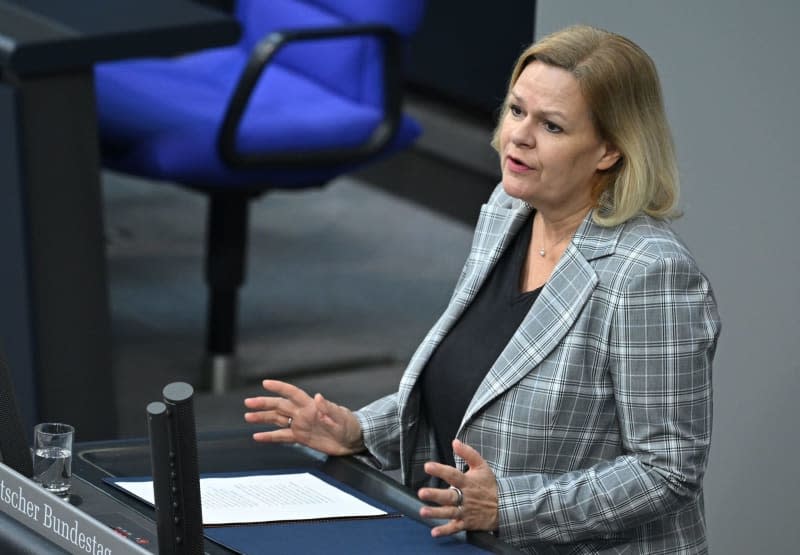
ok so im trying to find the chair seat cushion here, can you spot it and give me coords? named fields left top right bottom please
left=96, top=47, right=420, bottom=188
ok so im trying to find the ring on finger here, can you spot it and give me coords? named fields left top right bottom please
left=449, top=485, right=464, bottom=507
left=456, top=504, right=464, bottom=518
left=287, top=416, right=293, bottom=428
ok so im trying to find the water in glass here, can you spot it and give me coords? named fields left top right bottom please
left=33, top=446, right=72, bottom=495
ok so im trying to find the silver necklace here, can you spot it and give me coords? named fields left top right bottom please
left=538, top=233, right=572, bottom=257
left=536, top=220, right=574, bottom=257
left=528, top=205, right=576, bottom=257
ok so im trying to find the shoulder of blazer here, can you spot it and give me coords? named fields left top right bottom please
left=573, top=211, right=693, bottom=265
left=616, top=214, right=696, bottom=262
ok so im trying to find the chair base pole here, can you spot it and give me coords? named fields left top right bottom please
left=208, top=354, right=236, bottom=394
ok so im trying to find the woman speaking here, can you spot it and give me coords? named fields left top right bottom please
left=244, top=25, right=721, bottom=554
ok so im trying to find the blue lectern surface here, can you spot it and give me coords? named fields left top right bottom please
left=72, top=431, right=524, bottom=554
left=207, top=517, right=490, bottom=554
left=106, top=469, right=490, bottom=554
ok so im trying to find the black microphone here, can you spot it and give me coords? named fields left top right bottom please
left=147, top=382, right=204, bottom=555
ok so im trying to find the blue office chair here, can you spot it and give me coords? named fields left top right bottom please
left=95, top=0, right=426, bottom=391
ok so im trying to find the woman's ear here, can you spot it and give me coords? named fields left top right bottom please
left=597, top=143, right=622, bottom=171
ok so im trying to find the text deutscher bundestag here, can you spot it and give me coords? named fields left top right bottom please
left=0, top=479, right=113, bottom=554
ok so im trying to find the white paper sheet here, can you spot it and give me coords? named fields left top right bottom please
left=114, top=472, right=387, bottom=525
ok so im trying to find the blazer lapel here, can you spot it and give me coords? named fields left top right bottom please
left=462, top=212, right=620, bottom=429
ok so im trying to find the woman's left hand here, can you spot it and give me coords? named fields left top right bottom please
left=418, top=439, right=498, bottom=537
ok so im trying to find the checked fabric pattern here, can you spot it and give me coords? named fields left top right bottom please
left=356, top=184, right=721, bottom=554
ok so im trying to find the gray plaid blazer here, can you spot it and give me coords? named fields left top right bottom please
left=356, top=185, right=721, bottom=554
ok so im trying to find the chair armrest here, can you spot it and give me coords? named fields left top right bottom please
left=217, top=24, right=404, bottom=169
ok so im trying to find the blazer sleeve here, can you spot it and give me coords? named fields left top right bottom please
left=494, top=255, right=721, bottom=544
left=353, top=393, right=403, bottom=471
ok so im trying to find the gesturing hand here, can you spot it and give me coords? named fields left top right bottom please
left=243, top=379, right=364, bottom=456
left=418, top=439, right=498, bottom=537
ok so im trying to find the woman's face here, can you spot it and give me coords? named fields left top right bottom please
left=499, top=61, right=619, bottom=216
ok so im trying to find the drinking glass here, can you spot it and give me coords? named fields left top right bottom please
left=32, top=422, right=74, bottom=496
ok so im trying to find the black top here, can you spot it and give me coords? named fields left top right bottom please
left=421, top=213, right=541, bottom=467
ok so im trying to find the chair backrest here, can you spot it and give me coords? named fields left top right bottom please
left=234, top=0, right=426, bottom=106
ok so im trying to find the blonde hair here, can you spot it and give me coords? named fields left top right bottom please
left=492, top=25, right=680, bottom=226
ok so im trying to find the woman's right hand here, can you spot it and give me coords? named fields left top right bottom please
left=243, top=379, right=365, bottom=456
